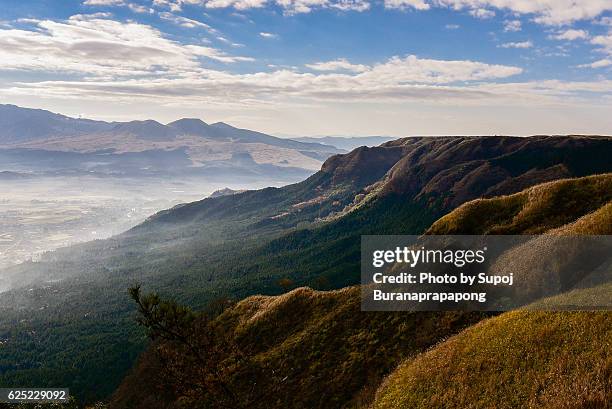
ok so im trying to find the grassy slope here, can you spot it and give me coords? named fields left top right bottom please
left=111, top=287, right=488, bottom=409
left=222, top=289, right=483, bottom=409
left=372, top=175, right=612, bottom=409
left=427, top=173, right=612, bottom=235
left=113, top=173, right=612, bottom=409
left=372, top=309, right=611, bottom=409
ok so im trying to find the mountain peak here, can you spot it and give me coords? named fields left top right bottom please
left=168, top=118, right=209, bottom=127
left=117, top=119, right=163, bottom=126
left=112, top=120, right=177, bottom=140
left=168, top=118, right=210, bottom=136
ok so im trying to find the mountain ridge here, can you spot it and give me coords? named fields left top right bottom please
left=0, top=104, right=340, bottom=152
left=0, top=104, right=342, bottom=178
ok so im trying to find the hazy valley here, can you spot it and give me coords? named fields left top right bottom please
left=0, top=104, right=357, bottom=274
left=0, top=176, right=288, bottom=272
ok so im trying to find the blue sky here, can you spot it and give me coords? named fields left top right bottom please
left=0, top=0, right=611, bottom=135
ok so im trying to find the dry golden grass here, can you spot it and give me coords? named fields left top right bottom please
left=428, top=173, right=612, bottom=235
left=372, top=307, right=611, bottom=409
left=553, top=202, right=612, bottom=235
left=210, top=286, right=486, bottom=409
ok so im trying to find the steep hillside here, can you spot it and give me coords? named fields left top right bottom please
left=111, top=287, right=487, bottom=409
left=1, top=136, right=611, bottom=403
left=138, top=135, right=612, bottom=235
left=371, top=176, right=612, bottom=409
left=111, top=173, right=612, bottom=409
left=372, top=309, right=611, bottom=409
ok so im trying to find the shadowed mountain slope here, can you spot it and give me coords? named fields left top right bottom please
left=111, top=173, right=612, bottom=409
left=138, top=135, right=612, bottom=233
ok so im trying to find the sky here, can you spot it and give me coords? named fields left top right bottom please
left=0, top=0, right=611, bottom=136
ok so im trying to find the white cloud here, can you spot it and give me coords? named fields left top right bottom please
left=469, top=8, right=495, bottom=19
left=205, top=0, right=267, bottom=9
left=140, top=0, right=612, bottom=22
left=382, top=1, right=612, bottom=25
left=499, top=40, right=533, bottom=49
left=83, top=0, right=125, bottom=5
left=259, top=32, right=278, bottom=38
left=591, top=31, right=612, bottom=55
left=445, top=23, right=460, bottom=29
left=550, top=29, right=589, bottom=41
left=384, top=0, right=430, bottom=10
left=153, top=0, right=202, bottom=12
left=6, top=52, right=612, bottom=137
left=158, top=11, right=219, bottom=34
left=152, top=0, right=204, bottom=11
left=80, top=0, right=612, bottom=25
left=9, top=76, right=609, bottom=108
left=84, top=0, right=154, bottom=13
left=215, top=35, right=242, bottom=47
left=166, top=0, right=361, bottom=13
left=503, top=20, right=521, bottom=32
left=127, top=3, right=154, bottom=13
left=578, top=58, right=612, bottom=68
left=4, top=13, right=610, bottom=129
left=152, top=0, right=180, bottom=10
left=69, top=12, right=114, bottom=19
left=0, top=14, right=252, bottom=78
left=330, top=0, right=370, bottom=11
left=306, top=58, right=368, bottom=72
left=1, top=53, right=525, bottom=105
left=275, top=0, right=328, bottom=14
left=184, top=45, right=254, bottom=62
left=359, top=55, right=522, bottom=84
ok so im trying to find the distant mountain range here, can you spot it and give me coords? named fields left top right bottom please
left=0, top=104, right=344, bottom=181
left=293, top=135, right=396, bottom=151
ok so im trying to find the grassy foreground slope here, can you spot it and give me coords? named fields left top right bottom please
left=112, top=288, right=486, bottom=409
left=112, top=173, right=612, bottom=409
left=372, top=175, right=612, bottom=409
left=372, top=309, right=611, bottom=409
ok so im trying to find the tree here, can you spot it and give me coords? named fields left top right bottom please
left=129, top=286, right=283, bottom=409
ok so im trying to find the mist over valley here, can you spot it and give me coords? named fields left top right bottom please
left=0, top=105, right=389, bottom=280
